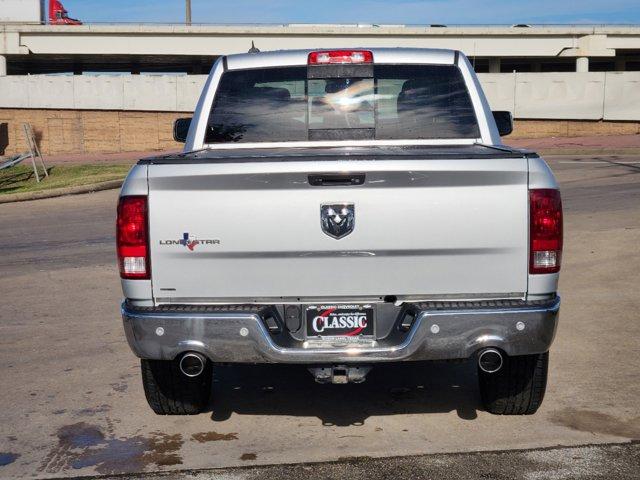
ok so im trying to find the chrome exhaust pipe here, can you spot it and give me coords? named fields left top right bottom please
left=179, top=352, right=206, bottom=377
left=478, top=348, right=503, bottom=374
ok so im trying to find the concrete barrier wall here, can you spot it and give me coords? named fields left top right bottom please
left=0, top=73, right=635, bottom=119
left=1, top=72, right=640, bottom=156
left=515, top=73, right=606, bottom=120
left=0, top=75, right=208, bottom=113
left=479, top=72, right=640, bottom=121
left=1, top=72, right=640, bottom=120
left=477, top=74, right=516, bottom=113
left=1, top=107, right=639, bottom=156
left=603, top=72, right=640, bottom=121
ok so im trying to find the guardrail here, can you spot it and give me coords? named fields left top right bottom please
left=0, top=72, right=639, bottom=121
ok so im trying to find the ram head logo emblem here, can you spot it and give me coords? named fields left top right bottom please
left=320, top=203, right=355, bottom=239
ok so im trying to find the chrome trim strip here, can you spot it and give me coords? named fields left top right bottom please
left=153, top=293, right=529, bottom=306
left=157, top=247, right=513, bottom=259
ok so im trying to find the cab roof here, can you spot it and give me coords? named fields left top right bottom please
left=224, top=48, right=459, bottom=70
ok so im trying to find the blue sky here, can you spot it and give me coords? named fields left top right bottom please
left=64, top=0, right=640, bottom=25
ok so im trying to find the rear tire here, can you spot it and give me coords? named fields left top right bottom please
left=478, top=351, right=548, bottom=415
left=140, top=358, right=212, bottom=415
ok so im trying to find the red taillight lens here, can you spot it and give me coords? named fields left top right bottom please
left=117, top=196, right=149, bottom=279
left=529, top=189, right=563, bottom=274
left=308, top=50, right=373, bottom=65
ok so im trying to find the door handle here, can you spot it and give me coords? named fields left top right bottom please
left=308, top=173, right=365, bottom=186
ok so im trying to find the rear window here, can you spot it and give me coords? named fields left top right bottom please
left=205, top=64, right=479, bottom=143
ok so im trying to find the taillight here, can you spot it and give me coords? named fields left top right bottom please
left=529, top=189, right=563, bottom=274
left=117, top=196, right=149, bottom=279
left=308, top=50, right=373, bottom=65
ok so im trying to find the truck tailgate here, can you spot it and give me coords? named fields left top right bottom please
left=147, top=154, right=528, bottom=302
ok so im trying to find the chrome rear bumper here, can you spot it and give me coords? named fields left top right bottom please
left=122, top=297, right=560, bottom=363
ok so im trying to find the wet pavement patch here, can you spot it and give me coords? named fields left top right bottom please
left=240, top=453, right=257, bottom=461
left=0, top=452, right=20, bottom=467
left=59, top=423, right=104, bottom=448
left=141, top=433, right=183, bottom=467
left=39, top=422, right=184, bottom=475
left=550, top=408, right=640, bottom=440
left=191, top=431, right=238, bottom=443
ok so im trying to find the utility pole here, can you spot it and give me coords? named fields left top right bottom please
left=185, top=0, right=192, bottom=26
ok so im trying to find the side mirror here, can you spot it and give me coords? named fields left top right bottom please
left=492, top=111, right=513, bottom=136
left=173, top=117, right=192, bottom=143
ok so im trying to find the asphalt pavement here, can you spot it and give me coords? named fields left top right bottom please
left=0, top=155, right=639, bottom=479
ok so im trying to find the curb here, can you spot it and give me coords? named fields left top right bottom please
left=0, top=179, right=123, bottom=204
left=537, top=148, right=640, bottom=156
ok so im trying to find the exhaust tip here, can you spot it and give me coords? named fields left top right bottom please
left=179, top=352, right=205, bottom=377
left=478, top=348, right=503, bottom=373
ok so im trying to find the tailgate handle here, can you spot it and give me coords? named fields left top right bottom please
left=308, top=173, right=365, bottom=186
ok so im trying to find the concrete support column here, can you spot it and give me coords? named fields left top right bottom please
left=488, top=57, right=501, bottom=73
left=0, top=55, right=7, bottom=76
left=576, top=56, right=589, bottom=72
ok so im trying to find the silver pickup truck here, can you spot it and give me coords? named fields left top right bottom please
left=117, top=48, right=562, bottom=416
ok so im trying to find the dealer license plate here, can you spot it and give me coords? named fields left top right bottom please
left=305, top=304, right=375, bottom=338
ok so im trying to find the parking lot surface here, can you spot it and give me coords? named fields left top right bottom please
left=0, top=155, right=639, bottom=479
